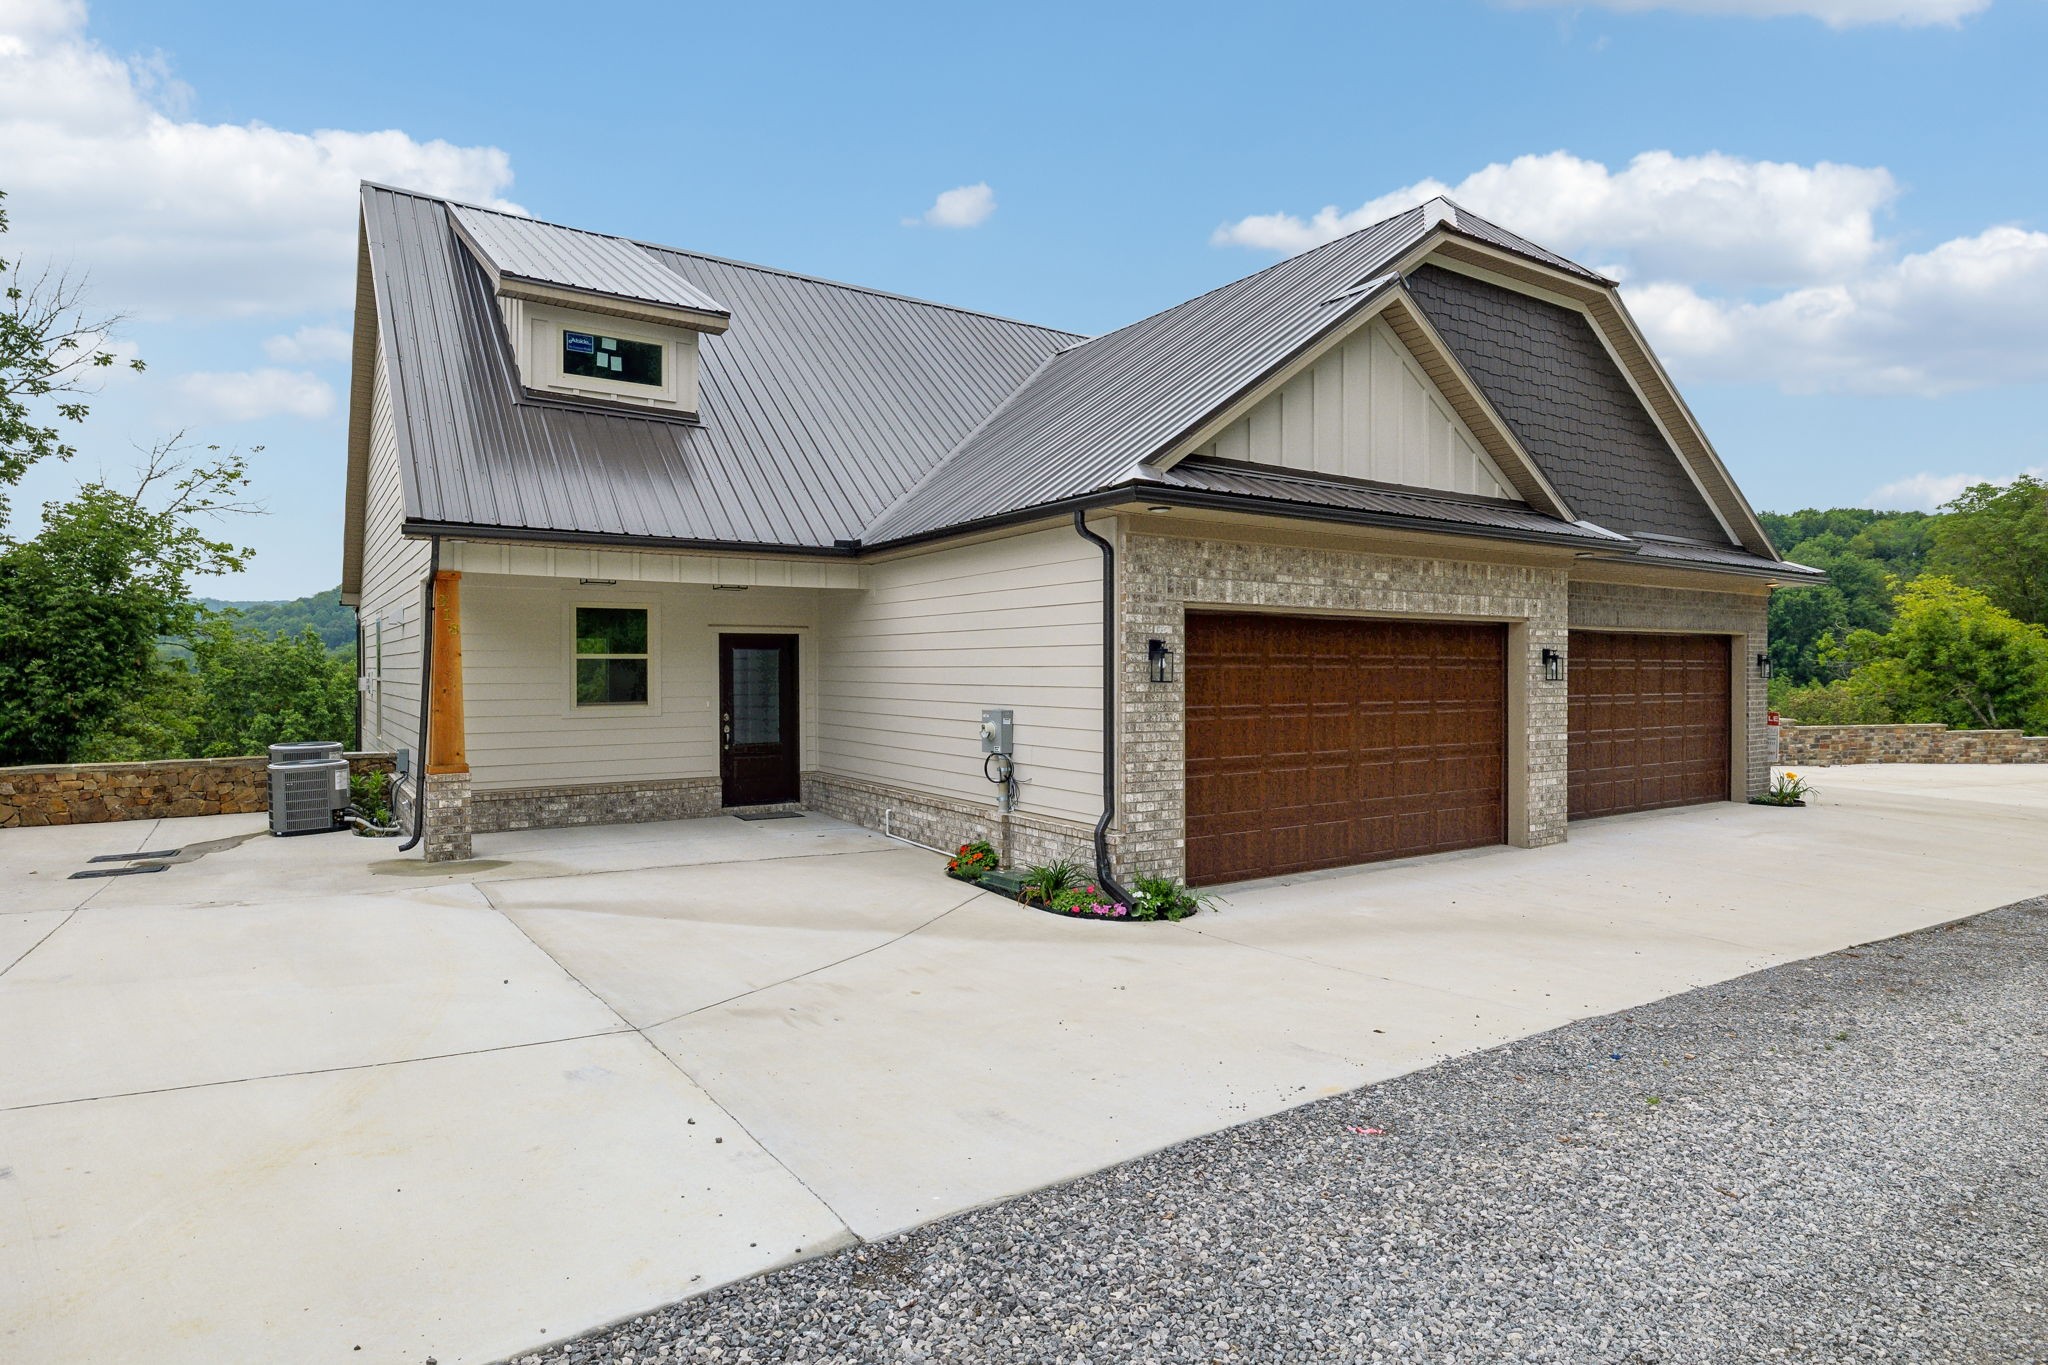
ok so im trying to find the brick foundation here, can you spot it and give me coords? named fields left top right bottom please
left=470, top=776, right=722, bottom=833
left=0, top=753, right=395, bottom=828
left=801, top=771, right=1100, bottom=870
left=1781, top=723, right=2048, bottom=765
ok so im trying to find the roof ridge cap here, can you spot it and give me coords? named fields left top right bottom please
left=1052, top=204, right=1429, bottom=360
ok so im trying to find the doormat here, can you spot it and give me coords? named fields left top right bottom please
left=730, top=810, right=803, bottom=821
left=68, top=864, right=169, bottom=879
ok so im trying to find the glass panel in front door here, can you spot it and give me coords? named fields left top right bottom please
left=730, top=647, right=781, bottom=745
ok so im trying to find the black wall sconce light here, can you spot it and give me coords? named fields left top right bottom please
left=1148, top=638, right=1175, bottom=684
left=1757, top=652, right=1773, bottom=680
left=1541, top=647, right=1564, bottom=682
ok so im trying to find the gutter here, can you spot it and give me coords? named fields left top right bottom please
left=406, top=481, right=1635, bottom=565
left=1071, top=510, right=1136, bottom=909
left=397, top=535, right=441, bottom=853
left=1573, top=549, right=1828, bottom=585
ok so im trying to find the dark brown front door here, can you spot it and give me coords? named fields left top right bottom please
left=720, top=634, right=799, bottom=807
left=1568, top=631, right=1731, bottom=820
left=1184, top=613, right=1508, bottom=886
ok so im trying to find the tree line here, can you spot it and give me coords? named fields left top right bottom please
left=0, top=188, right=356, bottom=767
left=1761, top=478, right=2048, bottom=734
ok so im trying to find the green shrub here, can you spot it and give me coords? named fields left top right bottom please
left=946, top=839, right=998, bottom=881
left=1017, top=859, right=1082, bottom=905
left=1130, top=874, right=1207, bottom=922
left=1773, top=678, right=1895, bottom=725
left=350, top=771, right=390, bottom=823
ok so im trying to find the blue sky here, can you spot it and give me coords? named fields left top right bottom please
left=2, top=0, right=2044, bottom=597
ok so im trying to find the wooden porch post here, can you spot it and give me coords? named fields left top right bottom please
left=426, top=570, right=467, bottom=776
left=420, top=568, right=471, bottom=861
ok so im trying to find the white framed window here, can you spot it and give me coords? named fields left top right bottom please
left=504, top=298, right=698, bottom=412
left=571, top=604, right=654, bottom=708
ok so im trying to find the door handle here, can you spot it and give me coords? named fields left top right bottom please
left=721, top=712, right=731, bottom=745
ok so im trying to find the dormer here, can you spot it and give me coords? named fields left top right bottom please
left=449, top=203, right=730, bottom=417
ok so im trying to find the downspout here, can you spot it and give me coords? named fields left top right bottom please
left=1072, top=510, right=1135, bottom=907
left=396, top=535, right=441, bottom=853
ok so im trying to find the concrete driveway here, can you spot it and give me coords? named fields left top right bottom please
left=3, top=765, right=2046, bottom=1364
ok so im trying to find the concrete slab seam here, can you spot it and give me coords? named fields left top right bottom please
left=474, top=879, right=875, bottom=1240
left=0, top=1025, right=639, bottom=1114
left=639, top=891, right=989, bottom=1033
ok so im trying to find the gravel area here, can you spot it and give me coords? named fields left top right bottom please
left=515, top=896, right=2048, bottom=1364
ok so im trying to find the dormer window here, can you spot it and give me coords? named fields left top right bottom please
left=563, top=329, right=662, bottom=387
left=448, top=202, right=730, bottom=419
left=499, top=298, right=700, bottom=413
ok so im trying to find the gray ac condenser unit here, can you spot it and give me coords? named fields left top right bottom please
left=268, top=742, right=350, bottom=836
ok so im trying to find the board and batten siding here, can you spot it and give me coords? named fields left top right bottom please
left=356, top=347, right=431, bottom=757
left=815, top=526, right=1104, bottom=825
left=1193, top=316, right=1516, bottom=500
left=460, top=576, right=820, bottom=792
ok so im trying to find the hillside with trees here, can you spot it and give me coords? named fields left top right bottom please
left=197, top=587, right=355, bottom=651
left=1763, top=475, right=2048, bottom=734
left=0, top=187, right=359, bottom=765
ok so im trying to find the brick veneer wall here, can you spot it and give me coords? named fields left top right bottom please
left=0, top=752, right=395, bottom=828
left=1117, top=531, right=1573, bottom=883
left=469, top=776, right=722, bottom=834
left=1781, top=723, right=2048, bottom=765
left=1567, top=580, right=1771, bottom=799
left=802, top=771, right=1098, bottom=870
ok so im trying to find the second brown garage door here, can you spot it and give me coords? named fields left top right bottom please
left=1568, top=631, right=1731, bottom=820
left=1184, top=613, right=1506, bottom=885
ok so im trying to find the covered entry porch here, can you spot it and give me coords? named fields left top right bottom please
left=406, top=540, right=860, bottom=859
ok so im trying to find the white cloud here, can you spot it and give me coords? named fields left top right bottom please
left=174, top=367, right=335, bottom=422
left=1216, top=150, right=2048, bottom=397
left=907, top=182, right=996, bottom=230
left=1502, top=0, right=1989, bottom=26
left=261, top=324, right=351, bottom=365
left=0, top=2, right=523, bottom=320
left=1630, top=225, right=2048, bottom=395
left=1865, top=465, right=2046, bottom=511
left=1213, top=150, right=1897, bottom=289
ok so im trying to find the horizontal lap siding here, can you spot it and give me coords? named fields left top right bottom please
left=816, top=527, right=1103, bottom=823
left=357, top=349, right=430, bottom=757
left=461, top=578, right=818, bottom=792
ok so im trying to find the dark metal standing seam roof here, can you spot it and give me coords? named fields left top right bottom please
left=364, top=185, right=1080, bottom=548
left=1154, top=458, right=1637, bottom=547
left=1619, top=538, right=1827, bottom=579
left=860, top=210, right=1436, bottom=544
left=449, top=203, right=731, bottom=318
left=365, top=184, right=1795, bottom=573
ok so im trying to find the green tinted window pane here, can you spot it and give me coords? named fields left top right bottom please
left=562, top=330, right=663, bottom=387
left=576, top=657, right=648, bottom=706
left=575, top=607, right=647, bottom=656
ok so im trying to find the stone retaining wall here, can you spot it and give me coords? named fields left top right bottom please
left=0, top=753, right=397, bottom=828
left=1780, top=723, right=2048, bottom=765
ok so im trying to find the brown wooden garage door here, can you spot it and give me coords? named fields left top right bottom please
left=1568, top=631, right=1731, bottom=820
left=1184, top=613, right=1507, bottom=885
